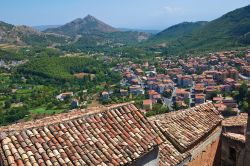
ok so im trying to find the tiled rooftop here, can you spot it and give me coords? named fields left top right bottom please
left=222, top=113, right=248, bottom=127
left=150, top=102, right=223, bottom=152
left=223, top=132, right=246, bottom=143
left=0, top=103, right=132, bottom=133
left=0, top=103, right=163, bottom=166
left=150, top=122, right=190, bottom=166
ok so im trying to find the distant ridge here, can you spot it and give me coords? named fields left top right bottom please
left=0, top=21, right=68, bottom=46
left=119, top=28, right=160, bottom=34
left=151, top=4, right=250, bottom=53
left=33, top=25, right=61, bottom=31
left=154, top=21, right=208, bottom=41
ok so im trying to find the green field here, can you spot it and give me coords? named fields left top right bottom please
left=29, top=107, right=64, bottom=115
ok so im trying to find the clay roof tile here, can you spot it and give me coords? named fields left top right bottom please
left=0, top=103, right=162, bottom=165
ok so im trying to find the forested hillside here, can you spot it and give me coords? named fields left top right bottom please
left=151, top=5, right=250, bottom=54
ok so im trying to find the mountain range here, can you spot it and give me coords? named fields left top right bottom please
left=33, top=25, right=61, bottom=31
left=0, top=4, right=250, bottom=53
left=153, top=21, right=208, bottom=42
left=151, top=4, right=250, bottom=53
left=0, top=21, right=69, bottom=46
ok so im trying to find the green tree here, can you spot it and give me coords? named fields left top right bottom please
left=241, top=101, right=249, bottom=113
left=237, top=83, right=248, bottom=101
left=4, top=100, right=11, bottom=109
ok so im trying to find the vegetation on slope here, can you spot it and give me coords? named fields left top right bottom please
left=152, top=21, right=208, bottom=41
left=17, top=56, right=122, bottom=86
left=150, top=5, right=250, bottom=54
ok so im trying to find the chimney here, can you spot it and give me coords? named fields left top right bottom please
left=243, top=94, right=250, bottom=166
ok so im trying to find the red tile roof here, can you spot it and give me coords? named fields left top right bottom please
left=0, top=103, right=162, bottom=166
left=148, top=90, right=158, bottom=95
left=150, top=122, right=190, bottom=166
left=223, top=132, right=246, bottom=143
left=143, top=99, right=153, bottom=105
left=150, top=102, right=223, bottom=153
left=213, top=97, right=223, bottom=101
left=175, top=88, right=189, bottom=95
left=222, top=113, right=248, bottom=127
left=195, top=94, right=205, bottom=99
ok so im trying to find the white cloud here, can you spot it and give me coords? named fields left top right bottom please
left=149, top=5, right=185, bottom=18
left=163, top=6, right=183, bottom=14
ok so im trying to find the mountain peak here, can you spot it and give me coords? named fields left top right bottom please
left=84, top=14, right=96, bottom=20
left=44, top=15, right=119, bottom=36
left=83, top=14, right=100, bottom=23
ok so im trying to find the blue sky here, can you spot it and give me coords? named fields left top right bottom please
left=0, top=0, right=249, bottom=30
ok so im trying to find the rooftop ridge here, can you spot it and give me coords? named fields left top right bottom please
left=222, top=113, right=248, bottom=127
left=150, top=101, right=220, bottom=122
left=0, top=102, right=135, bottom=133
left=223, top=132, right=246, bottom=143
left=149, top=102, right=223, bottom=153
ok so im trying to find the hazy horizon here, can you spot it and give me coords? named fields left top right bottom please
left=0, top=0, right=249, bottom=30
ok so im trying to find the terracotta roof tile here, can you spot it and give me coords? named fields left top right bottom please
left=150, top=121, right=190, bottom=166
left=222, top=113, right=248, bottom=127
left=223, top=132, right=246, bottom=143
left=150, top=102, right=223, bottom=153
left=0, top=104, right=162, bottom=166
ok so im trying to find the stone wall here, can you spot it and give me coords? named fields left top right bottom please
left=223, top=126, right=246, bottom=135
left=243, top=114, right=250, bottom=166
left=188, top=137, right=221, bottom=166
left=188, top=127, right=222, bottom=166
left=221, top=135, right=245, bottom=166
left=0, top=155, right=3, bottom=166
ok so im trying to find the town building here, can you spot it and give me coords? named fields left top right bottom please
left=120, top=89, right=128, bottom=96
left=175, top=88, right=190, bottom=99
left=148, top=90, right=161, bottom=103
left=195, top=94, right=206, bottom=105
left=221, top=113, right=249, bottom=166
left=56, top=92, right=74, bottom=101
left=177, top=75, right=193, bottom=87
left=143, top=99, right=153, bottom=111
left=101, top=91, right=109, bottom=100
left=194, top=83, right=205, bottom=93
left=129, top=85, right=144, bottom=95
left=71, top=99, right=79, bottom=108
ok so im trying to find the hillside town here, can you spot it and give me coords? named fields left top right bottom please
left=101, top=50, right=250, bottom=117
left=0, top=1, right=250, bottom=165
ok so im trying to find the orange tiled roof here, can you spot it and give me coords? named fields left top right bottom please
left=222, top=132, right=245, bottom=143
left=0, top=104, right=162, bottom=166
left=150, top=102, right=223, bottom=153
left=213, top=97, right=223, bottom=101
left=148, top=90, right=159, bottom=95
left=195, top=94, right=205, bottom=99
left=175, top=88, right=189, bottom=95
left=150, top=121, right=190, bottom=166
left=225, top=77, right=235, bottom=82
left=143, top=99, right=153, bottom=105
left=222, top=113, right=248, bottom=127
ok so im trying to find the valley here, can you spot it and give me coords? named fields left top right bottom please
left=0, top=1, right=250, bottom=166
left=0, top=5, right=249, bottom=126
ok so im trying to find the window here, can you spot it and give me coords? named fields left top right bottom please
left=229, top=147, right=236, bottom=161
